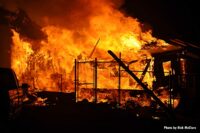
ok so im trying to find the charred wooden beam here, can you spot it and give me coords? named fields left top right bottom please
left=108, top=50, right=174, bottom=119
left=88, top=38, right=100, bottom=58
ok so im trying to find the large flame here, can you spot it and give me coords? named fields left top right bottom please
left=10, top=0, right=178, bottom=108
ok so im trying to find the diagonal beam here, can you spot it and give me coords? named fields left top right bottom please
left=140, top=59, right=151, bottom=81
left=108, top=50, right=174, bottom=118
left=88, top=38, right=100, bottom=58
left=134, top=59, right=151, bottom=89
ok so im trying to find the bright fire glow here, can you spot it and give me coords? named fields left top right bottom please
left=10, top=0, right=178, bottom=108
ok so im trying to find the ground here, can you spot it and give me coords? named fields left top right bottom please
left=1, top=91, right=199, bottom=133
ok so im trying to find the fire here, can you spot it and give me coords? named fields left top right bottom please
left=10, top=0, right=178, bottom=108
left=11, top=30, right=34, bottom=80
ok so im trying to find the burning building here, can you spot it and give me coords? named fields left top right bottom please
left=8, top=0, right=169, bottom=92
left=0, top=0, right=200, bottom=131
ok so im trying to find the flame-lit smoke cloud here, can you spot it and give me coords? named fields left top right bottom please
left=0, top=0, right=124, bottom=29
left=0, top=0, right=128, bottom=53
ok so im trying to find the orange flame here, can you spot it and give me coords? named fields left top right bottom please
left=10, top=0, right=178, bottom=108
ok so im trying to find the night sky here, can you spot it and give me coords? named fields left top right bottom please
left=122, top=0, right=199, bottom=45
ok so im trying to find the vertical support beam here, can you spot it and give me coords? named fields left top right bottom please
left=74, top=59, right=77, bottom=102
left=77, top=60, right=80, bottom=102
left=169, top=70, right=173, bottom=109
left=94, top=58, right=98, bottom=103
left=118, top=52, right=121, bottom=106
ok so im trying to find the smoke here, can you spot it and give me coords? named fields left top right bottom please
left=0, top=0, right=124, bottom=29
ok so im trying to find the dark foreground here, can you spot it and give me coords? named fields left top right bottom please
left=1, top=92, right=199, bottom=133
